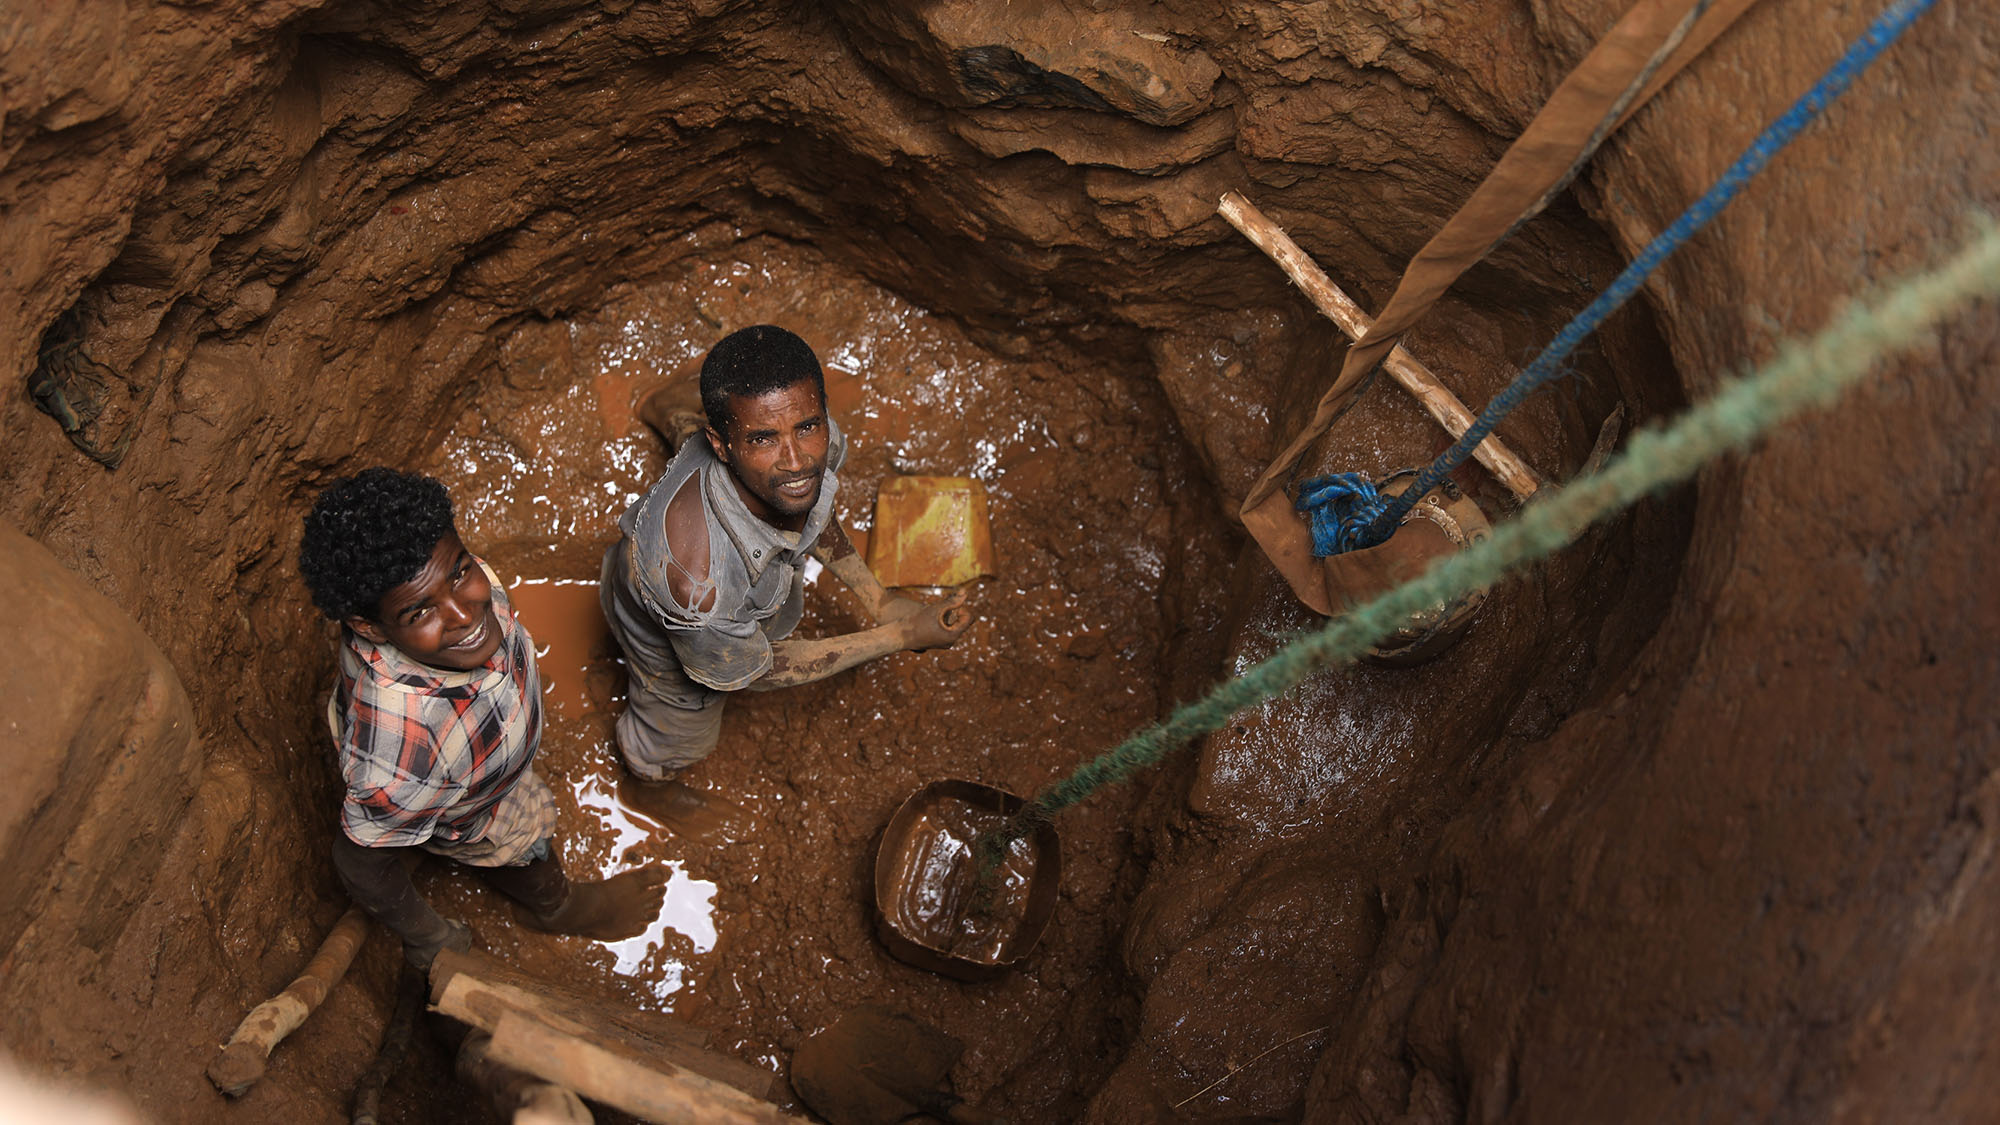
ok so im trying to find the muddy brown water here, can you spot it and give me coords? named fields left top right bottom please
left=411, top=234, right=1221, bottom=1117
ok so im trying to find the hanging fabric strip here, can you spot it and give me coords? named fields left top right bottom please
left=1240, top=0, right=1764, bottom=614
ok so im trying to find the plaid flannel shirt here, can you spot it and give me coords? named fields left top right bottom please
left=325, top=562, right=544, bottom=851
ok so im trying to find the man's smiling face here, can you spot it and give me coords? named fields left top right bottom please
left=346, top=530, right=504, bottom=671
left=707, top=380, right=830, bottom=526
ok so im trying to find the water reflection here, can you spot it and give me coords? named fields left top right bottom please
left=569, top=770, right=719, bottom=1000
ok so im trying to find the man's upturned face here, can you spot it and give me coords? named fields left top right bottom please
left=347, top=531, right=505, bottom=671
left=708, top=380, right=830, bottom=526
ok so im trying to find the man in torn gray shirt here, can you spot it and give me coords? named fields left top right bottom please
left=600, top=324, right=971, bottom=836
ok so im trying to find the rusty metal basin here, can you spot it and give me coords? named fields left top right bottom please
left=872, top=779, right=1061, bottom=982
left=1363, top=470, right=1493, bottom=667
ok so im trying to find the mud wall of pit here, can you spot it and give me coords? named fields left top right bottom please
left=3, top=0, right=1996, bottom=1121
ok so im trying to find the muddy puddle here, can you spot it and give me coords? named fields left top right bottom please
left=413, top=233, right=1228, bottom=1114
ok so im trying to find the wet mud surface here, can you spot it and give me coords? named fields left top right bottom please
left=412, top=233, right=1230, bottom=1118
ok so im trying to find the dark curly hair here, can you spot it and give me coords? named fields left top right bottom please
left=299, top=468, right=456, bottom=622
left=700, top=325, right=825, bottom=439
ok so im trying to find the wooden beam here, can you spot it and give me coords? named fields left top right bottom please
left=208, top=906, right=371, bottom=1097
left=430, top=951, right=779, bottom=1101
left=1218, top=191, right=1542, bottom=501
left=457, top=1029, right=594, bottom=1125
left=484, top=1011, right=799, bottom=1125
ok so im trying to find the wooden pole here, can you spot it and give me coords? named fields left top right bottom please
left=207, top=906, right=371, bottom=1097
left=1218, top=191, right=1542, bottom=501
left=457, top=1030, right=595, bottom=1125
left=429, top=953, right=790, bottom=1121
left=482, top=1011, right=799, bottom=1125
left=428, top=950, right=766, bottom=1092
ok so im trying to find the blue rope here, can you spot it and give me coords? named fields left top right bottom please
left=1301, top=0, right=1938, bottom=555
left=1298, top=472, right=1390, bottom=555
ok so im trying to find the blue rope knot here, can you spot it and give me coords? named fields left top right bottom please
left=1297, top=473, right=1395, bottom=557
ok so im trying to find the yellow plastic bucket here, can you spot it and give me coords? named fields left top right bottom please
left=865, top=476, right=997, bottom=588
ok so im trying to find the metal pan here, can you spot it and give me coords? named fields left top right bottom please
left=872, top=779, right=1061, bottom=982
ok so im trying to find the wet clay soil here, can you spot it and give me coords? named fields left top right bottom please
left=411, top=232, right=1227, bottom=1118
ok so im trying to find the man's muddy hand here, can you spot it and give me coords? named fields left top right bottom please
left=900, top=590, right=972, bottom=651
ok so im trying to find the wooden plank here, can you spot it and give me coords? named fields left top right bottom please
left=457, top=1029, right=593, bottom=1124
left=1218, top=190, right=1542, bottom=501
left=432, top=949, right=706, bottom=1049
left=486, top=1010, right=799, bottom=1125
left=431, top=952, right=780, bottom=1101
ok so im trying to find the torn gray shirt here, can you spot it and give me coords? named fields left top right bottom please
left=600, top=420, right=846, bottom=710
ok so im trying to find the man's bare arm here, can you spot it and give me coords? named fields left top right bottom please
left=744, top=592, right=969, bottom=690
left=809, top=519, right=920, bottom=624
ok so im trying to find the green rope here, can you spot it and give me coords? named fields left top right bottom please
left=976, top=219, right=2000, bottom=871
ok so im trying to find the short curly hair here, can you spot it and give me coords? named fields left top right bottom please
left=701, top=325, right=826, bottom=439
left=299, top=468, right=456, bottom=622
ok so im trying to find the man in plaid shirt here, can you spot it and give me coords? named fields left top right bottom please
left=302, top=468, right=667, bottom=969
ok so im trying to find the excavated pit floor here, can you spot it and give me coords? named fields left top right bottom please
left=277, top=223, right=1682, bottom=1122
left=396, top=232, right=1222, bottom=1118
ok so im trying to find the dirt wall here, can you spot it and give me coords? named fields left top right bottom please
left=2, top=0, right=1996, bottom=1121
